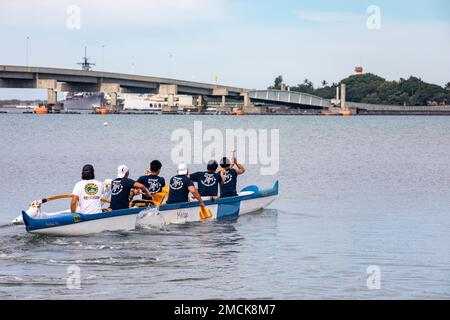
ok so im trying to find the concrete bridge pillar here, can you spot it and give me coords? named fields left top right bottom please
left=110, top=92, right=118, bottom=111
left=197, top=95, right=205, bottom=113
left=159, top=84, right=177, bottom=95
left=340, top=83, right=346, bottom=110
left=221, top=95, right=226, bottom=107
left=241, top=91, right=251, bottom=107
left=160, top=84, right=178, bottom=113
left=168, top=94, right=175, bottom=107
left=99, top=83, right=121, bottom=111
left=47, top=88, right=57, bottom=106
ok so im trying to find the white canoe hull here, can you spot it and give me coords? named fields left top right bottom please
left=29, top=213, right=138, bottom=236
left=21, top=181, right=279, bottom=236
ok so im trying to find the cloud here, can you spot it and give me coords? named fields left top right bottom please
left=295, top=9, right=365, bottom=23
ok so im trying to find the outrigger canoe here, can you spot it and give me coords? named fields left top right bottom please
left=20, top=181, right=278, bottom=236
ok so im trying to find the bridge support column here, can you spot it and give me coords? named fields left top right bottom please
left=99, top=83, right=121, bottom=112
left=168, top=94, right=175, bottom=107
left=47, top=88, right=62, bottom=112
left=242, top=91, right=250, bottom=107
left=340, top=83, right=346, bottom=110
left=221, top=95, right=226, bottom=107
left=110, top=92, right=118, bottom=111
left=47, top=88, right=57, bottom=106
left=212, top=87, right=231, bottom=114
left=160, top=84, right=178, bottom=113
left=197, top=95, right=205, bottom=113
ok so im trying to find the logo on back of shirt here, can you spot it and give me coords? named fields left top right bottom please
left=147, top=178, right=161, bottom=193
left=223, top=171, right=233, bottom=184
left=84, top=183, right=99, bottom=195
left=170, top=177, right=184, bottom=190
left=201, top=173, right=216, bottom=187
left=111, top=180, right=123, bottom=195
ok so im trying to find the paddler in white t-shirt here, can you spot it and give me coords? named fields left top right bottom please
left=71, top=164, right=104, bottom=214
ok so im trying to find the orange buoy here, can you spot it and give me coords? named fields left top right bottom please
left=33, top=106, right=48, bottom=114
left=233, top=108, right=245, bottom=116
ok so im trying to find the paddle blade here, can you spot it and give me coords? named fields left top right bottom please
left=200, top=206, right=213, bottom=220
left=152, top=185, right=170, bottom=206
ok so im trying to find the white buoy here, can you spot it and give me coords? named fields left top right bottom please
left=103, top=122, right=108, bottom=126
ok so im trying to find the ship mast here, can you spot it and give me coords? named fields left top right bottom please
left=77, top=46, right=95, bottom=71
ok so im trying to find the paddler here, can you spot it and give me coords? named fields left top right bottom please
left=219, top=153, right=246, bottom=198
left=136, top=160, right=166, bottom=200
left=166, top=163, right=207, bottom=209
left=110, top=165, right=152, bottom=210
left=71, top=164, right=104, bottom=214
left=190, top=160, right=223, bottom=198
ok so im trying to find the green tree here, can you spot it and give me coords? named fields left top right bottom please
left=269, top=75, right=283, bottom=90
left=267, top=73, right=450, bottom=106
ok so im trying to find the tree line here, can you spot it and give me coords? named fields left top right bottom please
left=269, top=74, right=450, bottom=106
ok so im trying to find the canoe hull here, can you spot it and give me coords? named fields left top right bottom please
left=137, top=182, right=278, bottom=227
left=22, top=208, right=142, bottom=236
left=22, top=181, right=279, bottom=236
left=28, top=213, right=138, bottom=236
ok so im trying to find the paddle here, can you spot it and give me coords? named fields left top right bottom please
left=151, top=185, right=170, bottom=206
left=199, top=205, right=213, bottom=220
left=38, top=194, right=110, bottom=204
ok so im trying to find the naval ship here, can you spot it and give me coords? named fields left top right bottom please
left=61, top=48, right=106, bottom=111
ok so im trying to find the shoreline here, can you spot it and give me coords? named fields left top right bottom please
left=2, top=110, right=450, bottom=116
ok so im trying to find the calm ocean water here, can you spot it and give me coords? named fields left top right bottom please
left=0, top=114, right=449, bottom=299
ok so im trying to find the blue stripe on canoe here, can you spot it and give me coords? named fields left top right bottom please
left=216, top=200, right=241, bottom=220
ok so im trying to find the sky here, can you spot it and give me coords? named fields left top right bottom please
left=0, top=0, right=449, bottom=99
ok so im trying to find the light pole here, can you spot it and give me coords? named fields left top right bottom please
left=26, top=36, right=30, bottom=67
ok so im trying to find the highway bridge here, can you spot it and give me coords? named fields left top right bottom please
left=0, top=65, right=248, bottom=110
left=0, top=65, right=331, bottom=112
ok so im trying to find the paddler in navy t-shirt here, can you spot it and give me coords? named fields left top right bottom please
left=137, top=160, right=166, bottom=200
left=166, top=163, right=207, bottom=209
left=110, top=165, right=152, bottom=210
left=190, top=160, right=222, bottom=197
left=219, top=154, right=246, bottom=198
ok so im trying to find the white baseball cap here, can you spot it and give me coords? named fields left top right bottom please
left=117, top=165, right=129, bottom=178
left=177, top=163, right=188, bottom=175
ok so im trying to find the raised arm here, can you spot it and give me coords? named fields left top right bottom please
left=233, top=156, right=246, bottom=175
